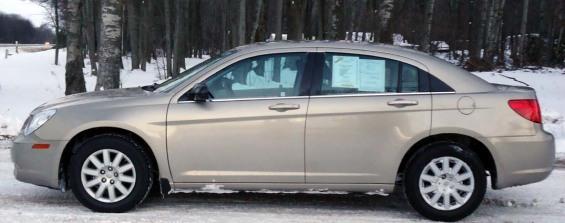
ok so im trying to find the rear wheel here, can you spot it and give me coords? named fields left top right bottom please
left=69, top=134, right=153, bottom=212
left=404, top=142, right=486, bottom=222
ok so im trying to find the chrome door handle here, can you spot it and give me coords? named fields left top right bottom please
left=387, top=99, right=419, bottom=107
left=268, top=103, right=300, bottom=111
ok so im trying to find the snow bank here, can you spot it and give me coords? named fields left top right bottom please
left=0, top=49, right=206, bottom=136
left=473, top=68, right=565, bottom=153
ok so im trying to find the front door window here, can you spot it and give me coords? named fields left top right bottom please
left=205, top=53, right=308, bottom=99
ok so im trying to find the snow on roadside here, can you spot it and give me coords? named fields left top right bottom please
left=473, top=68, right=565, bottom=154
left=0, top=49, right=206, bottom=136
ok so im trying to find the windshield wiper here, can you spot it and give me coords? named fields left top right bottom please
left=141, top=83, right=159, bottom=92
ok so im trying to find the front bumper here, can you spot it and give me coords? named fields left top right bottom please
left=489, top=131, right=555, bottom=189
left=10, top=134, right=67, bottom=189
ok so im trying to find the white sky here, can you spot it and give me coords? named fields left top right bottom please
left=0, top=0, right=50, bottom=27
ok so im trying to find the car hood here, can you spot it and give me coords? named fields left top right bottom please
left=35, top=87, right=152, bottom=112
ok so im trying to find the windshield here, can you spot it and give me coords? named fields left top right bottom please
left=154, top=50, right=235, bottom=92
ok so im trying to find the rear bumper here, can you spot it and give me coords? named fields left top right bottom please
left=488, top=131, right=555, bottom=189
left=10, top=134, right=67, bottom=189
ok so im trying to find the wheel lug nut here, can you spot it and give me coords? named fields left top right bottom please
left=114, top=173, right=119, bottom=177
left=108, top=167, right=113, bottom=171
left=100, top=170, right=105, bottom=174
left=101, top=178, right=107, bottom=183
left=110, top=180, right=115, bottom=184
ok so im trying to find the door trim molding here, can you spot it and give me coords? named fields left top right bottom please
left=178, top=96, right=310, bottom=103
left=309, top=91, right=454, bottom=99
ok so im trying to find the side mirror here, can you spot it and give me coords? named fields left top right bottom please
left=187, top=83, right=211, bottom=102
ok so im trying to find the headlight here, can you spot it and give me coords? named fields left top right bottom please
left=22, top=110, right=56, bottom=136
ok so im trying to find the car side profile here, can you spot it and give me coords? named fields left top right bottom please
left=11, top=42, right=554, bottom=221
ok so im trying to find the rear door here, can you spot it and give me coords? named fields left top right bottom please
left=305, top=50, right=432, bottom=184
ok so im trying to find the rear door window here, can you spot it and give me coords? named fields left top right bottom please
left=318, top=53, right=430, bottom=95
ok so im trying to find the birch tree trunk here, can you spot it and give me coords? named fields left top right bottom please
left=420, top=0, right=436, bottom=53
left=97, top=0, right=123, bottom=90
left=517, top=0, right=529, bottom=67
left=64, top=0, right=86, bottom=95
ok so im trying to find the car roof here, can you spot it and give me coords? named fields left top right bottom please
left=233, top=40, right=429, bottom=58
left=230, top=41, right=496, bottom=93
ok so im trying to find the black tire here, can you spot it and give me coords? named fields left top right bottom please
left=404, top=142, right=486, bottom=222
left=69, top=134, right=153, bottom=212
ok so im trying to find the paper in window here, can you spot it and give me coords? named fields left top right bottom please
left=358, top=59, right=385, bottom=92
left=331, top=56, right=359, bottom=88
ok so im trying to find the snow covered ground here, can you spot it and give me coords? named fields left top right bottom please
left=0, top=148, right=563, bottom=222
left=0, top=47, right=206, bottom=136
left=473, top=68, right=565, bottom=154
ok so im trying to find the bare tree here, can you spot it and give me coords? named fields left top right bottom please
left=64, top=0, right=86, bottom=95
left=32, top=0, right=61, bottom=65
left=138, top=0, right=153, bottom=71
left=273, top=0, right=284, bottom=40
left=288, top=0, right=307, bottom=40
left=344, top=0, right=357, bottom=41
left=249, top=0, right=264, bottom=43
left=467, top=0, right=489, bottom=70
left=97, top=0, right=123, bottom=90
left=309, top=0, right=323, bottom=40
left=173, top=0, right=187, bottom=76
left=322, top=0, right=337, bottom=40
left=375, top=0, right=394, bottom=43
left=517, top=0, right=529, bottom=67
left=53, top=0, right=60, bottom=66
left=126, top=0, right=140, bottom=69
left=164, top=0, right=173, bottom=77
left=236, top=0, right=246, bottom=45
left=220, top=0, right=229, bottom=50
left=484, top=0, right=506, bottom=66
left=420, top=0, right=436, bottom=53
left=83, top=0, right=98, bottom=76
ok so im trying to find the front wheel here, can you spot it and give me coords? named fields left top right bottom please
left=404, top=142, right=486, bottom=222
left=69, top=134, right=153, bottom=212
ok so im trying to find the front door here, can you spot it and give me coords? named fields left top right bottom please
left=167, top=53, right=312, bottom=183
left=305, top=52, right=432, bottom=184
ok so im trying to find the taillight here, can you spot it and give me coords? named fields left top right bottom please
left=508, top=99, right=542, bottom=123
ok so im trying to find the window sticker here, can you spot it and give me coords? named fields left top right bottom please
left=331, top=56, right=359, bottom=88
left=358, top=59, right=385, bottom=92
